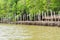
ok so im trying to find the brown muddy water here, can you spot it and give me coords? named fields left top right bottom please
left=0, top=24, right=60, bottom=40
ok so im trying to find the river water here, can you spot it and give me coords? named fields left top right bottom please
left=0, top=24, right=60, bottom=40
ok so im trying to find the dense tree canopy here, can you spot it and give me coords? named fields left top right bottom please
left=0, top=0, right=60, bottom=21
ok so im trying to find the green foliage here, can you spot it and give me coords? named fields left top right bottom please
left=0, top=0, right=60, bottom=21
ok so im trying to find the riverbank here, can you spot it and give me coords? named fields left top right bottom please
left=0, top=21, right=60, bottom=27
left=15, top=21, right=60, bottom=27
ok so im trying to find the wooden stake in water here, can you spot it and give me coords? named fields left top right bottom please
left=27, top=14, right=28, bottom=21
left=54, top=11, right=56, bottom=21
left=50, top=10, right=53, bottom=25
left=58, top=11, right=59, bottom=26
left=44, top=12, right=46, bottom=21
left=34, top=13, right=35, bottom=21
left=38, top=12, right=40, bottom=21
left=29, top=14, right=30, bottom=21
left=47, top=10, right=49, bottom=21
left=38, top=10, right=41, bottom=21
left=47, top=10, right=48, bottom=16
left=20, top=15, right=21, bottom=21
left=50, top=10, right=53, bottom=21
left=42, top=11, right=44, bottom=21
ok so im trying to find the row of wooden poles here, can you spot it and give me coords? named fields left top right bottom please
left=16, top=10, right=60, bottom=21
left=15, top=10, right=60, bottom=26
left=0, top=10, right=60, bottom=24
left=42, top=10, right=60, bottom=21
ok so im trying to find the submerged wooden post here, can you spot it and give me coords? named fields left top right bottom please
left=1, top=18, right=2, bottom=23
left=44, top=12, right=46, bottom=21
left=50, top=10, right=53, bottom=25
left=22, top=15, right=24, bottom=21
left=33, top=13, right=35, bottom=21
left=47, top=10, right=49, bottom=25
left=54, top=11, right=56, bottom=21
left=27, top=14, right=29, bottom=21
left=58, top=11, right=60, bottom=22
left=50, top=10, right=53, bottom=21
left=58, top=11, right=60, bottom=26
left=47, top=10, right=48, bottom=16
left=1, top=17, right=3, bottom=23
left=26, top=15, right=28, bottom=21
left=29, top=14, right=30, bottom=21
left=47, top=10, right=49, bottom=21
left=42, top=11, right=44, bottom=21
left=38, top=11, right=41, bottom=21
left=0, top=18, right=2, bottom=23
left=38, top=11, right=41, bottom=25
left=20, top=15, right=21, bottom=21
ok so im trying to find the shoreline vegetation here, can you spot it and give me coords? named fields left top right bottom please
left=0, top=0, right=60, bottom=27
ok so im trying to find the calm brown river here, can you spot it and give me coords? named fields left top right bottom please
left=0, top=24, right=60, bottom=40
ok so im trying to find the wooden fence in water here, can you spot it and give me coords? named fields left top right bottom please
left=15, top=10, right=60, bottom=26
left=0, top=10, right=60, bottom=26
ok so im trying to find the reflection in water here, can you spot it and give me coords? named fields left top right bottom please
left=0, top=24, right=60, bottom=40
